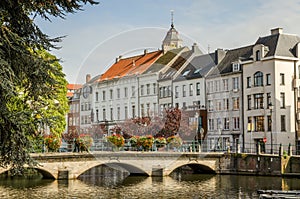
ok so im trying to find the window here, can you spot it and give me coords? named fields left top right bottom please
left=140, top=85, right=144, bottom=96
left=153, top=83, right=156, bottom=94
left=117, top=88, right=120, bottom=99
left=102, top=91, right=106, bottom=101
left=281, top=115, right=286, bottom=131
left=232, top=77, right=239, bottom=90
left=125, top=106, right=128, bottom=119
left=167, top=86, right=171, bottom=97
left=96, top=92, right=99, bottom=101
left=254, top=71, right=263, bottom=87
left=132, top=86, right=136, bottom=97
left=146, top=103, right=150, bottom=116
left=159, top=87, right=163, bottom=98
left=254, top=116, right=264, bottom=131
left=182, top=85, right=186, bottom=97
left=208, top=119, right=214, bottom=131
left=248, top=117, right=253, bottom=132
left=224, top=117, right=229, bottom=130
left=196, top=82, right=201, bottom=95
left=247, top=77, right=251, bottom=88
left=153, top=103, right=157, bottom=115
left=267, top=93, right=271, bottom=108
left=233, top=117, right=240, bottom=130
left=124, top=87, right=128, bottom=98
left=233, top=97, right=240, bottom=110
left=256, top=50, right=261, bottom=61
left=223, top=98, right=229, bottom=110
left=141, top=104, right=144, bottom=117
left=117, top=107, right=120, bottom=120
left=280, top=73, right=285, bottom=85
left=96, top=109, right=99, bottom=122
left=247, top=95, right=251, bottom=110
left=110, top=108, right=113, bottom=121
left=208, top=100, right=213, bottom=111
left=175, top=86, right=179, bottom=98
left=103, top=109, right=106, bottom=120
left=216, top=100, right=222, bottom=111
left=163, top=87, right=167, bottom=97
left=266, top=74, right=271, bottom=85
left=207, top=81, right=213, bottom=93
left=223, top=79, right=228, bottom=91
left=110, top=89, right=113, bottom=100
left=280, top=92, right=285, bottom=108
left=232, top=63, right=240, bottom=71
left=146, top=84, right=150, bottom=95
left=215, top=80, right=220, bottom=92
left=189, top=83, right=193, bottom=96
left=132, top=105, right=136, bottom=118
left=254, top=93, right=264, bottom=109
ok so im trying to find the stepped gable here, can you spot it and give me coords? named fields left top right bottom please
left=99, top=50, right=163, bottom=81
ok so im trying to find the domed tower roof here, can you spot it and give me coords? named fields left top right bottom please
left=162, top=11, right=183, bottom=53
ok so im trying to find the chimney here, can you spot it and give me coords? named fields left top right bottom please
left=215, top=49, right=226, bottom=64
left=116, top=55, right=122, bottom=63
left=144, top=49, right=148, bottom=55
left=86, top=74, right=91, bottom=83
left=191, top=43, right=202, bottom=55
left=271, top=28, right=283, bottom=35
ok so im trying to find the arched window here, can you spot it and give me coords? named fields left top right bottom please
left=256, top=50, right=261, bottom=61
left=254, top=71, right=263, bottom=87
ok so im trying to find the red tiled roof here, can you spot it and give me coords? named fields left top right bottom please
left=99, top=50, right=163, bottom=81
left=67, top=92, right=74, bottom=97
left=67, top=84, right=82, bottom=90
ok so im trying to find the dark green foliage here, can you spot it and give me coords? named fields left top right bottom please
left=0, top=0, right=97, bottom=174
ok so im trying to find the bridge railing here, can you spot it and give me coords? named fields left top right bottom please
left=51, top=139, right=299, bottom=155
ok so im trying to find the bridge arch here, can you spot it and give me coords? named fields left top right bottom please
left=77, top=162, right=149, bottom=178
left=0, top=167, right=55, bottom=179
left=167, top=162, right=216, bottom=176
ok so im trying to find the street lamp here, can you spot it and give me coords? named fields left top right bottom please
left=269, top=103, right=274, bottom=154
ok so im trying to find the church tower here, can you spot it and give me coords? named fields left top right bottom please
left=162, top=11, right=183, bottom=53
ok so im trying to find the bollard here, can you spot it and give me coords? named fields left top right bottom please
left=279, top=143, right=282, bottom=157
left=257, top=143, right=261, bottom=155
left=288, top=143, right=292, bottom=156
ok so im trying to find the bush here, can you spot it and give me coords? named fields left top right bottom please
left=44, top=135, right=62, bottom=152
left=76, top=134, right=93, bottom=151
left=167, top=136, right=182, bottom=148
left=107, top=134, right=125, bottom=148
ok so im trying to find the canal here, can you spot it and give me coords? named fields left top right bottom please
left=1, top=171, right=300, bottom=199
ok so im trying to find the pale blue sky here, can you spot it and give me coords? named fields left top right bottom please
left=36, top=0, right=300, bottom=83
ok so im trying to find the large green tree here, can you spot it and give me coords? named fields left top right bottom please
left=0, top=0, right=97, bottom=174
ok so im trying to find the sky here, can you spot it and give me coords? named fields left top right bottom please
left=36, top=0, right=300, bottom=84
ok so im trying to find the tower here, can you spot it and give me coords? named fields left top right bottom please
left=162, top=10, right=183, bottom=53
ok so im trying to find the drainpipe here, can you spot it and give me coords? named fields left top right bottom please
left=241, top=70, right=245, bottom=153
left=137, top=76, right=140, bottom=118
left=294, top=60, right=299, bottom=153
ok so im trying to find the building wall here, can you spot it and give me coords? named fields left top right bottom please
left=206, top=73, right=243, bottom=151
left=243, top=57, right=296, bottom=153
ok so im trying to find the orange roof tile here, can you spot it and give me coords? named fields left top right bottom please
left=99, top=50, right=163, bottom=81
left=67, top=84, right=82, bottom=90
left=67, top=92, right=74, bottom=97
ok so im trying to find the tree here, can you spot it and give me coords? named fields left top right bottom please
left=0, top=0, right=97, bottom=174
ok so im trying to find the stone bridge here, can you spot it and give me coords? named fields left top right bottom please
left=0, top=152, right=224, bottom=179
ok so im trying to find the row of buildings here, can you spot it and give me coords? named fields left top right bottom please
left=67, top=23, right=300, bottom=153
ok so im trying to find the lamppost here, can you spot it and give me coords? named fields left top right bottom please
left=269, top=103, right=274, bottom=154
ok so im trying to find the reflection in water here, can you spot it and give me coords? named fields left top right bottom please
left=1, top=172, right=300, bottom=198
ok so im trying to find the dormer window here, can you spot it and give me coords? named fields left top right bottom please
left=232, top=63, right=240, bottom=72
left=256, top=50, right=261, bottom=61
